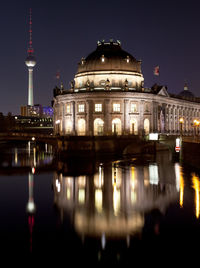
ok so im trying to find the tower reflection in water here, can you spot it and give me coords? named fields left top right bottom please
left=53, top=157, right=179, bottom=248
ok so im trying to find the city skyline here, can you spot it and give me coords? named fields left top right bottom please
left=0, top=0, right=199, bottom=115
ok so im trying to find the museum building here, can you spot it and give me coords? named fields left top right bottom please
left=53, top=40, right=200, bottom=136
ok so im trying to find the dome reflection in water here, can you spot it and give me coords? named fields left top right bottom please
left=0, top=142, right=200, bottom=264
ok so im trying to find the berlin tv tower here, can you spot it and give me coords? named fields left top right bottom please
left=25, top=8, right=36, bottom=106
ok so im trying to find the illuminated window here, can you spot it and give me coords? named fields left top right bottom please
left=113, top=103, right=120, bottom=112
left=94, top=118, right=104, bottom=136
left=77, top=119, right=86, bottom=135
left=65, top=119, right=72, bottom=134
left=112, top=118, right=122, bottom=135
left=144, top=118, right=150, bottom=134
left=78, top=104, right=85, bottom=113
left=130, top=119, right=138, bottom=134
left=95, top=103, right=102, bottom=112
left=130, top=103, right=137, bottom=113
left=66, top=103, right=70, bottom=114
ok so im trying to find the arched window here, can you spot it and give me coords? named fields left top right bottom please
left=77, top=118, right=86, bottom=136
left=65, top=119, right=72, bottom=134
left=130, top=119, right=138, bottom=134
left=94, top=118, right=104, bottom=136
left=112, top=118, right=122, bottom=135
left=144, top=118, right=150, bottom=134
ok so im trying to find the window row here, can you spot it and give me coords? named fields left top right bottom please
left=62, top=118, right=150, bottom=136
left=64, top=102, right=150, bottom=114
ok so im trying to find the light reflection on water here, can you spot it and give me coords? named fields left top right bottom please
left=0, top=142, right=200, bottom=264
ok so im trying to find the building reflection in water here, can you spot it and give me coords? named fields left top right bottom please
left=10, top=142, right=53, bottom=168
left=26, top=168, right=36, bottom=253
left=192, top=173, right=200, bottom=219
left=174, top=163, right=184, bottom=208
left=53, top=155, right=179, bottom=247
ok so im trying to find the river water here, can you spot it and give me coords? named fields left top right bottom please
left=0, top=141, right=200, bottom=265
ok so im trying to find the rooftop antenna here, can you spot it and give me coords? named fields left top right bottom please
left=28, top=8, right=34, bottom=55
left=25, top=8, right=36, bottom=106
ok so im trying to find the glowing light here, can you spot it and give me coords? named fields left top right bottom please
left=78, top=189, right=85, bottom=204
left=78, top=176, right=86, bottom=187
left=31, top=167, right=35, bottom=174
left=14, top=148, right=18, bottom=164
left=95, top=189, right=103, bottom=213
left=27, top=201, right=36, bottom=213
left=192, top=173, right=200, bottom=218
left=66, top=188, right=71, bottom=200
left=149, top=133, right=158, bottom=141
left=56, top=179, right=61, bottom=193
left=112, top=164, right=121, bottom=215
left=94, top=118, right=104, bottom=136
left=94, top=165, right=104, bottom=188
left=113, top=185, right=120, bottom=216
left=179, top=117, right=184, bottom=123
left=112, top=118, right=122, bottom=135
left=55, top=119, right=60, bottom=124
left=77, top=119, right=86, bottom=136
left=149, top=164, right=159, bottom=185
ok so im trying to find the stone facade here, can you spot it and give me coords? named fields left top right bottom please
left=53, top=90, right=200, bottom=136
left=53, top=41, right=200, bottom=136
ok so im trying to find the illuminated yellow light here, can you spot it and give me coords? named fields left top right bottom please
left=78, top=189, right=85, bottom=204
left=78, top=176, right=86, bottom=187
left=180, top=175, right=184, bottom=208
left=192, top=173, right=200, bottom=218
left=179, top=117, right=184, bottom=123
left=66, top=188, right=70, bottom=200
left=95, top=189, right=103, bottom=213
left=113, top=185, right=120, bottom=216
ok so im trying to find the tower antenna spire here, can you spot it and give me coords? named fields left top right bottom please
left=25, top=8, right=36, bottom=106
left=28, top=8, right=34, bottom=55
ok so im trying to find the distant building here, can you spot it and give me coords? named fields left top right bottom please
left=53, top=40, right=200, bottom=136
left=14, top=115, right=53, bottom=134
left=21, top=104, right=53, bottom=118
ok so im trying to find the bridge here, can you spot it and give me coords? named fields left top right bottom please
left=0, top=132, right=57, bottom=145
left=0, top=132, right=199, bottom=167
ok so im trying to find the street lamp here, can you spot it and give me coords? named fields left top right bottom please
left=179, top=117, right=184, bottom=136
left=193, top=119, right=200, bottom=136
left=55, top=119, right=61, bottom=135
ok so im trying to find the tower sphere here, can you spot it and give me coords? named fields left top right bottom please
left=25, top=54, right=36, bottom=68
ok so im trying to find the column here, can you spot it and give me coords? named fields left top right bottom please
left=124, top=99, right=129, bottom=135
left=152, top=101, right=158, bottom=132
left=104, top=99, right=111, bottom=135
left=72, top=101, right=76, bottom=135
left=139, top=100, right=144, bottom=135
left=86, top=100, right=93, bottom=136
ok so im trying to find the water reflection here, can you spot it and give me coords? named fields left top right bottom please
left=175, top=163, right=185, bottom=208
left=1, top=143, right=200, bottom=262
left=192, top=173, right=200, bottom=218
left=26, top=171, right=36, bottom=253
left=53, top=155, right=179, bottom=246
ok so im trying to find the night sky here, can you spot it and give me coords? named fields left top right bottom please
left=0, top=0, right=200, bottom=115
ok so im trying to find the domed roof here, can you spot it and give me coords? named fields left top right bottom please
left=179, top=84, right=194, bottom=98
left=76, top=41, right=142, bottom=75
